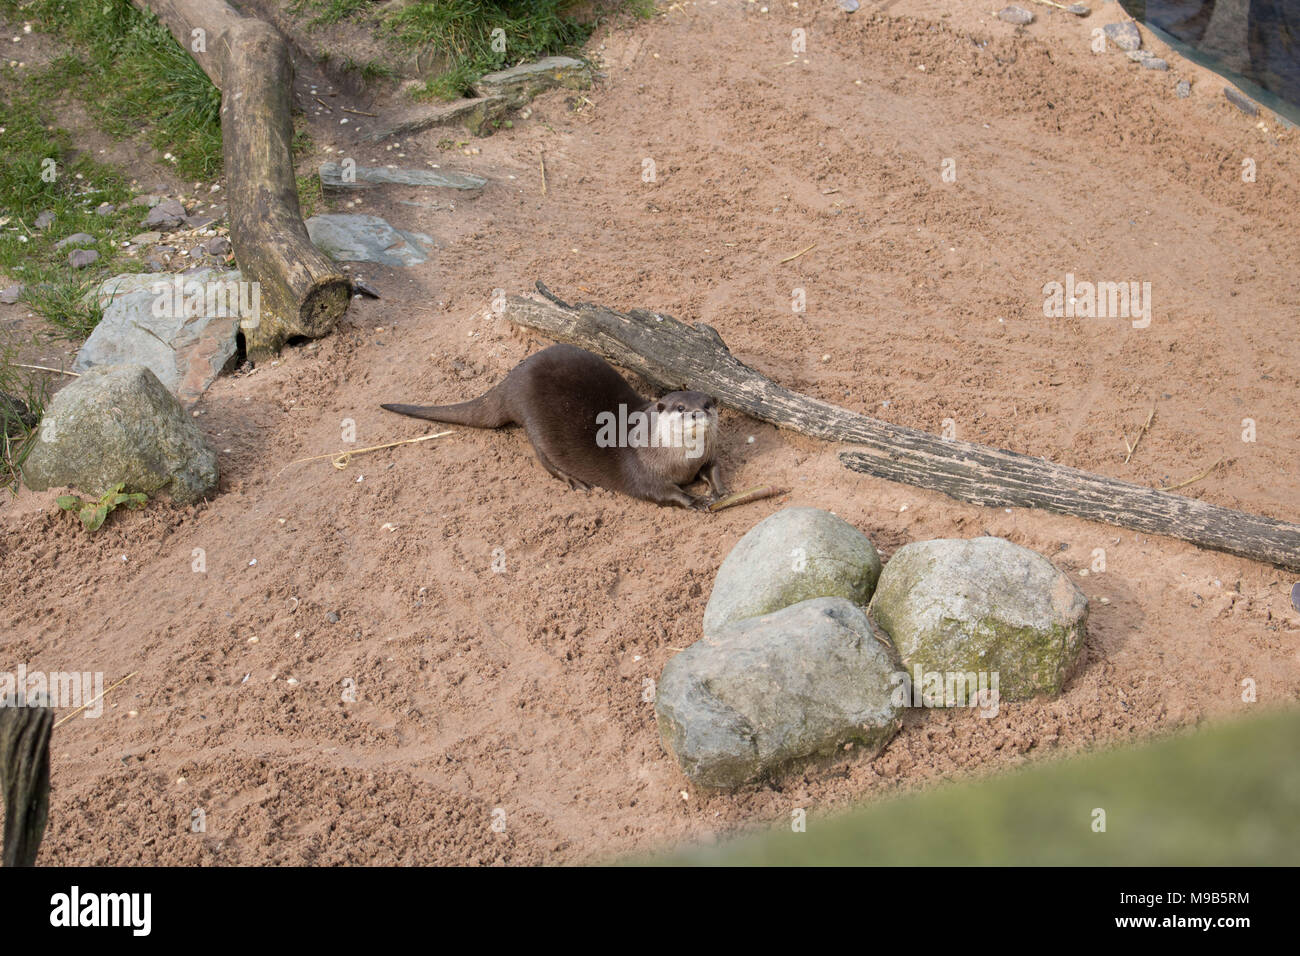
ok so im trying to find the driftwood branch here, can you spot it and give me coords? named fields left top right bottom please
left=506, top=285, right=1300, bottom=571
left=133, top=0, right=350, bottom=360
left=1, top=697, right=53, bottom=867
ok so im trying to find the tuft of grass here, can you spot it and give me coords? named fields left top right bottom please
left=0, top=89, right=142, bottom=335
left=388, top=0, right=593, bottom=100
left=0, top=335, right=51, bottom=492
left=2, top=0, right=223, bottom=178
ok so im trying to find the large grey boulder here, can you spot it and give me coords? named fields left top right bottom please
left=657, top=598, right=902, bottom=788
left=23, top=365, right=219, bottom=505
left=703, top=507, right=882, bottom=634
left=305, top=214, right=435, bottom=266
left=75, top=270, right=247, bottom=405
left=869, top=537, right=1088, bottom=701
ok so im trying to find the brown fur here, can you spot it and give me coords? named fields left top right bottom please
left=382, top=345, right=725, bottom=509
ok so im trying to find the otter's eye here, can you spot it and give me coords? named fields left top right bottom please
left=676, top=404, right=685, bottom=412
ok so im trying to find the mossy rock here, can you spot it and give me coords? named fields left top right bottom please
left=869, top=537, right=1087, bottom=701
left=703, top=507, right=882, bottom=635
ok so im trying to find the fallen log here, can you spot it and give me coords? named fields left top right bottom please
left=133, top=0, right=351, bottom=361
left=1, top=697, right=53, bottom=867
left=505, top=285, right=1300, bottom=571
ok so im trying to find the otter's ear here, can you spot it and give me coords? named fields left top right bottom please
left=656, top=401, right=665, bottom=412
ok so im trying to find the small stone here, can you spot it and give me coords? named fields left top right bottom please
left=1142, top=57, right=1168, bottom=71
left=326, top=611, right=340, bottom=623
left=203, top=236, right=232, bottom=257
left=68, top=248, right=99, bottom=269
left=1103, top=21, right=1141, bottom=52
left=997, top=5, right=1034, bottom=25
left=33, top=209, right=54, bottom=230
left=54, top=232, right=96, bottom=249
left=1066, top=3, right=1090, bottom=14
left=1224, top=86, right=1259, bottom=116
left=0, top=284, right=21, bottom=305
left=130, top=231, right=162, bottom=245
left=141, top=199, right=188, bottom=230
left=95, top=202, right=116, bottom=216
left=1175, top=79, right=1191, bottom=98
left=131, top=194, right=163, bottom=207
left=838, top=0, right=859, bottom=10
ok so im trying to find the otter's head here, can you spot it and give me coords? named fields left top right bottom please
left=652, top=391, right=718, bottom=462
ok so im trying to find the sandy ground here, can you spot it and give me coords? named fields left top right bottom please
left=2, top=1, right=1299, bottom=865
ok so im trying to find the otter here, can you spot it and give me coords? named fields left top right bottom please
left=382, top=344, right=726, bottom=510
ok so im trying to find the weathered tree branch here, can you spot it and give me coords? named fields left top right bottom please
left=133, top=0, right=351, bottom=360
left=1, top=697, right=53, bottom=867
left=506, top=285, right=1300, bottom=571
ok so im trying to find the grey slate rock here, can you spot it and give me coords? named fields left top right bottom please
left=656, top=598, right=903, bottom=788
left=68, top=249, right=100, bottom=269
left=0, top=285, right=21, bottom=305
left=702, top=506, right=882, bottom=635
left=475, top=56, right=591, bottom=107
left=869, top=537, right=1088, bottom=701
left=22, top=364, right=219, bottom=504
left=141, top=199, right=188, bottom=230
left=319, top=162, right=486, bottom=192
left=997, top=6, right=1034, bottom=25
left=75, top=269, right=247, bottom=405
left=305, top=214, right=435, bottom=266
left=54, top=233, right=96, bottom=249
left=34, top=210, right=54, bottom=230
left=1176, top=80, right=1191, bottom=98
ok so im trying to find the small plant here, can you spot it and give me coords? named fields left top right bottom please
left=57, top=483, right=148, bottom=531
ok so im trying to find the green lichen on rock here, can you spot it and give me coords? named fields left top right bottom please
left=869, top=537, right=1088, bottom=700
left=702, top=507, right=882, bottom=635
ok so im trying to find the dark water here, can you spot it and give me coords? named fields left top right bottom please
left=1119, top=0, right=1300, bottom=119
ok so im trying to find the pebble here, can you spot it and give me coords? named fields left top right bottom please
left=1103, top=21, right=1141, bottom=52
left=1176, top=80, right=1192, bottom=98
left=1224, top=86, right=1259, bottom=116
left=68, top=248, right=99, bottom=269
left=326, top=611, right=340, bottom=623
left=95, top=202, right=115, bottom=216
left=54, top=232, right=95, bottom=249
left=33, top=209, right=53, bottom=229
left=997, top=6, right=1034, bottom=25
left=0, top=285, right=21, bottom=305
left=838, top=0, right=859, bottom=10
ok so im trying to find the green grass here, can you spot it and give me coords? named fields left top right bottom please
left=0, top=333, right=51, bottom=492
left=292, top=0, right=612, bottom=100
left=0, top=88, right=139, bottom=335
left=1, top=0, right=223, bottom=179
left=646, top=707, right=1300, bottom=866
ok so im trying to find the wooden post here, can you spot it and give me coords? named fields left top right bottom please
left=505, top=285, right=1300, bottom=572
left=1, top=696, right=53, bottom=867
left=132, top=1, right=351, bottom=360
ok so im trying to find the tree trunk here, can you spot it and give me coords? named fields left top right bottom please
left=133, top=0, right=350, bottom=361
left=505, top=285, right=1300, bottom=572
left=0, top=699, right=53, bottom=867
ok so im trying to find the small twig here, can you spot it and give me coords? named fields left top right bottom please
left=10, top=364, right=79, bottom=377
left=313, top=96, right=332, bottom=112
left=1160, top=457, right=1224, bottom=492
left=778, top=243, right=816, bottom=264
left=276, top=431, right=454, bottom=477
left=1123, top=404, right=1156, bottom=464
left=708, top=485, right=782, bottom=512
left=539, top=154, right=548, bottom=196
left=341, top=107, right=378, bottom=117
left=53, top=672, right=137, bottom=728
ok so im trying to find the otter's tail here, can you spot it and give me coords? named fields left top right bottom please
left=381, top=387, right=511, bottom=429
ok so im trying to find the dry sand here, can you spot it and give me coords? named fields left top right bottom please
left=2, top=1, right=1298, bottom=864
